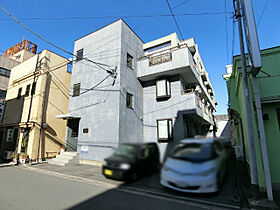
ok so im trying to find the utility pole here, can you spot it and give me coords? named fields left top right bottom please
left=233, top=0, right=259, bottom=192
left=238, top=0, right=274, bottom=201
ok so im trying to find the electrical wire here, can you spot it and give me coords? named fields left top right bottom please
left=172, top=0, right=191, bottom=10
left=165, top=0, right=184, bottom=41
left=0, top=12, right=232, bottom=21
left=0, top=5, right=113, bottom=72
left=225, top=0, right=229, bottom=65
left=79, top=74, right=111, bottom=95
left=231, top=18, right=236, bottom=64
left=257, top=0, right=268, bottom=27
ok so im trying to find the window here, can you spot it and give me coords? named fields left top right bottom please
left=157, top=119, right=172, bottom=142
left=17, top=88, right=22, bottom=99
left=25, top=84, right=31, bottom=96
left=156, top=79, right=171, bottom=99
left=276, top=108, right=280, bottom=130
left=76, top=49, right=83, bottom=62
left=31, top=82, right=36, bottom=95
left=126, top=92, right=133, bottom=109
left=6, top=129, right=14, bottom=142
left=127, top=53, right=133, bottom=69
left=73, top=83, right=80, bottom=97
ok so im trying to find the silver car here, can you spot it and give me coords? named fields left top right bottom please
left=161, top=138, right=228, bottom=193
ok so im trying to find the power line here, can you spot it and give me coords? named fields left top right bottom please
left=172, top=0, right=191, bottom=10
left=231, top=18, right=236, bottom=64
left=225, top=0, right=229, bottom=65
left=0, top=12, right=232, bottom=21
left=257, top=0, right=268, bottom=27
left=79, top=74, right=112, bottom=95
left=0, top=6, right=73, bottom=56
left=0, top=5, right=114, bottom=72
left=165, top=0, right=184, bottom=41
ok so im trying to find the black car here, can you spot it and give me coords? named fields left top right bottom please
left=102, top=142, right=160, bottom=181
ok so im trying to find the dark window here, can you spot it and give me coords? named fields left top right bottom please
left=276, top=108, right=280, bottom=130
left=25, top=84, right=31, bottom=96
left=76, top=49, right=83, bottom=62
left=83, top=128, right=89, bottom=133
left=126, top=92, right=133, bottom=109
left=127, top=53, right=133, bottom=69
left=31, top=82, right=36, bottom=95
left=0, top=67, right=11, bottom=77
left=17, top=88, right=22, bottom=99
left=157, top=119, right=172, bottom=142
left=73, top=83, right=80, bottom=97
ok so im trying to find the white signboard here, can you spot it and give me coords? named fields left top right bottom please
left=241, top=0, right=262, bottom=70
left=80, top=146, right=88, bottom=154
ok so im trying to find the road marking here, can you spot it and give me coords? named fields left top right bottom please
left=21, top=165, right=240, bottom=209
left=21, top=165, right=117, bottom=189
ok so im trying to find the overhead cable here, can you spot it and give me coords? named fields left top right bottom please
left=165, top=0, right=184, bottom=40
left=0, top=12, right=233, bottom=21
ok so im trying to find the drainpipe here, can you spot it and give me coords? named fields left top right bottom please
left=251, top=72, right=273, bottom=201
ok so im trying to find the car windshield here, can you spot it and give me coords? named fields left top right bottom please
left=171, top=142, right=214, bottom=162
left=114, top=145, right=138, bottom=159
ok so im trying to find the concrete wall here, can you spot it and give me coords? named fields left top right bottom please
left=70, top=20, right=123, bottom=162
left=118, top=21, right=144, bottom=145
left=142, top=76, right=196, bottom=160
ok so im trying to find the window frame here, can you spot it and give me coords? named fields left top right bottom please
left=156, top=79, right=171, bottom=99
left=73, top=83, right=81, bottom=97
left=127, top=53, right=133, bottom=69
left=157, top=118, right=173, bottom=142
left=126, top=92, right=134, bottom=109
left=76, top=49, right=84, bottom=62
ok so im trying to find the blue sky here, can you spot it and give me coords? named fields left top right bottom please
left=0, top=0, right=279, bottom=114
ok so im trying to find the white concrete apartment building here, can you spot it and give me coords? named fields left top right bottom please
left=58, top=19, right=217, bottom=165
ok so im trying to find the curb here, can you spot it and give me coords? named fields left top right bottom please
left=0, top=162, right=16, bottom=168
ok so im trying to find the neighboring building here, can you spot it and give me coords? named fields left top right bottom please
left=211, top=114, right=231, bottom=144
left=60, top=19, right=216, bottom=164
left=0, top=48, right=71, bottom=161
left=0, top=54, right=20, bottom=125
left=223, top=46, right=280, bottom=190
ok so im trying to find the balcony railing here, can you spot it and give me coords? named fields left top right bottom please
left=149, top=52, right=172, bottom=66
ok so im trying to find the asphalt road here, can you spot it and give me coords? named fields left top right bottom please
left=0, top=166, right=210, bottom=210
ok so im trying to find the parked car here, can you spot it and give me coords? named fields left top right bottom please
left=102, top=142, right=160, bottom=181
left=161, top=138, right=228, bottom=193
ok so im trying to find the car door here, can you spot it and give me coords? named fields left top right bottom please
left=138, top=146, right=150, bottom=175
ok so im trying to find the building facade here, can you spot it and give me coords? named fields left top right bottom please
left=0, top=55, right=20, bottom=125
left=0, top=49, right=71, bottom=161
left=224, top=46, right=280, bottom=190
left=62, top=19, right=216, bottom=164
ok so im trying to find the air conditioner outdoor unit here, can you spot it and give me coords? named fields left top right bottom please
left=4, top=151, right=13, bottom=160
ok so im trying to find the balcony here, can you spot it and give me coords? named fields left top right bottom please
left=180, top=92, right=214, bottom=125
left=137, top=46, right=200, bottom=84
